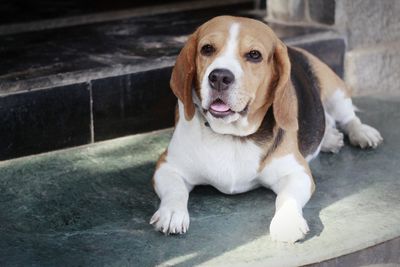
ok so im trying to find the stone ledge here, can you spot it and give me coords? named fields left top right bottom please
left=0, top=6, right=346, bottom=160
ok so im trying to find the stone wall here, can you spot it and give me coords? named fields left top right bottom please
left=266, top=0, right=400, bottom=96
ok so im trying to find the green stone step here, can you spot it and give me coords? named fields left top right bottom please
left=1, top=96, right=399, bottom=266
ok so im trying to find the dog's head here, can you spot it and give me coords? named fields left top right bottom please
left=171, top=16, right=298, bottom=136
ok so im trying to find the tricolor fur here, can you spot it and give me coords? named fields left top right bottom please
left=150, top=16, right=383, bottom=243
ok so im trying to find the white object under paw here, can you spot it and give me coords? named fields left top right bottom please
left=269, top=201, right=309, bottom=243
left=150, top=202, right=189, bottom=235
left=321, top=127, right=344, bottom=153
left=348, top=123, right=383, bottom=149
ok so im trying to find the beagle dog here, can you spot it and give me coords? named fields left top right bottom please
left=150, top=16, right=383, bottom=243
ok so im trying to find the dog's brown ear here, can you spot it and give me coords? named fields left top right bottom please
left=170, top=32, right=198, bottom=121
left=272, top=42, right=298, bottom=132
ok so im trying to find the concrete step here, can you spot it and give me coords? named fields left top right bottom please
left=0, top=95, right=398, bottom=266
left=0, top=4, right=345, bottom=161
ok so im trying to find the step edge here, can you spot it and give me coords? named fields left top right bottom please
left=0, top=57, right=176, bottom=97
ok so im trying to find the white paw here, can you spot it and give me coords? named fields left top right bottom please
left=349, top=123, right=383, bottom=149
left=321, top=127, right=344, bottom=153
left=150, top=202, right=190, bottom=235
left=269, top=201, right=309, bottom=243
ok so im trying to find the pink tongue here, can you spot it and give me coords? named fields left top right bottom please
left=210, top=101, right=230, bottom=112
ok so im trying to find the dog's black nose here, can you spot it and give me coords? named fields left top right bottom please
left=208, top=69, right=235, bottom=91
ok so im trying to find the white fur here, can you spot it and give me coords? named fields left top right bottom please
left=322, top=89, right=383, bottom=150
left=151, top=161, right=191, bottom=234
left=168, top=102, right=262, bottom=194
left=343, top=117, right=383, bottom=148
left=269, top=197, right=310, bottom=243
left=324, top=90, right=355, bottom=125
left=321, top=127, right=344, bottom=153
left=258, top=154, right=304, bottom=187
left=320, top=112, right=344, bottom=153
left=259, top=154, right=312, bottom=242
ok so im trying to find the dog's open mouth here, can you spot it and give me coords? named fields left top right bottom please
left=208, top=99, right=235, bottom=118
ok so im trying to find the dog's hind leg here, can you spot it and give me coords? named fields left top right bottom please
left=291, top=47, right=383, bottom=150
left=323, top=89, right=383, bottom=149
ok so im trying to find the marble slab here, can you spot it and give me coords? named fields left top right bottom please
left=0, top=96, right=398, bottom=266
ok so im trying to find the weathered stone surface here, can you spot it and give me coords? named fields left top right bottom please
left=266, top=0, right=335, bottom=25
left=308, top=0, right=335, bottom=25
left=333, top=0, right=400, bottom=95
left=336, top=0, right=400, bottom=49
left=345, top=42, right=400, bottom=95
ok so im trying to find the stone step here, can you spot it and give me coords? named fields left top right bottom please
left=0, top=96, right=398, bottom=266
left=0, top=4, right=345, bottom=160
left=0, top=0, right=252, bottom=35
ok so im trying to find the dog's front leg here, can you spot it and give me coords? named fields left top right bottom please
left=260, top=156, right=313, bottom=243
left=150, top=162, right=192, bottom=234
left=270, top=171, right=312, bottom=243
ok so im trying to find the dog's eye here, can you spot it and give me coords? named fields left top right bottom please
left=246, top=50, right=263, bottom=62
left=201, top=44, right=215, bottom=56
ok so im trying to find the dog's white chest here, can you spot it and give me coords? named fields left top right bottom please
left=168, top=113, right=262, bottom=194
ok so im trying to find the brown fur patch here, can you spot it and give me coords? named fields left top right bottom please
left=258, top=130, right=314, bottom=194
left=170, top=32, right=198, bottom=120
left=152, top=150, right=168, bottom=188
left=248, top=107, right=276, bottom=145
left=272, top=43, right=299, bottom=132
left=262, top=128, right=285, bottom=163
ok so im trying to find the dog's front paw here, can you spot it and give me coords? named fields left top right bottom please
left=150, top=202, right=190, bottom=235
left=269, top=201, right=309, bottom=243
